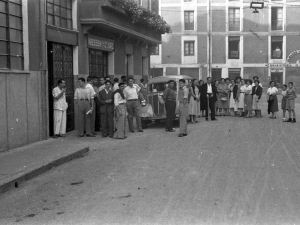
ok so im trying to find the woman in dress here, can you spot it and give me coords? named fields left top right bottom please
left=229, top=79, right=235, bottom=116
left=267, top=80, right=279, bottom=119
left=188, top=79, right=200, bottom=123
left=244, top=80, right=253, bottom=118
left=198, top=80, right=205, bottom=117
left=217, top=78, right=229, bottom=116
left=238, top=79, right=246, bottom=117
left=252, top=79, right=263, bottom=118
left=214, top=80, right=220, bottom=115
left=113, top=82, right=127, bottom=139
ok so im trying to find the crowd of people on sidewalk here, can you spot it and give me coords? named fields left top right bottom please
left=51, top=74, right=297, bottom=139
left=52, top=75, right=147, bottom=139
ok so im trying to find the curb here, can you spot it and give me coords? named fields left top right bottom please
left=0, top=147, right=89, bottom=194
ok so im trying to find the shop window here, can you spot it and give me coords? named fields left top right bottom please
left=228, top=68, right=241, bottom=80
left=0, top=0, right=23, bottom=70
left=271, top=7, right=283, bottom=31
left=184, top=11, right=194, bottom=30
left=47, top=0, right=72, bottom=30
left=228, top=36, right=240, bottom=59
left=271, top=36, right=283, bottom=59
left=228, top=8, right=240, bottom=31
left=150, top=44, right=159, bottom=55
left=184, top=41, right=194, bottom=56
left=89, top=50, right=108, bottom=78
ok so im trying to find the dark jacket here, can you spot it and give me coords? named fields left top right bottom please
left=252, top=85, right=263, bottom=100
left=200, top=83, right=217, bottom=103
left=99, top=89, right=114, bottom=113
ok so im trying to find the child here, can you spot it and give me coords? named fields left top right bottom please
left=281, top=84, right=288, bottom=121
left=285, top=82, right=297, bottom=123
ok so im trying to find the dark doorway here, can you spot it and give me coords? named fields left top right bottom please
left=229, top=68, right=241, bottom=80
left=48, top=42, right=74, bottom=136
left=271, top=72, right=283, bottom=88
left=211, top=68, right=222, bottom=82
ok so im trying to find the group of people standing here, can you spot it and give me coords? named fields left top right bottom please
left=52, top=75, right=146, bottom=139
left=163, top=76, right=297, bottom=137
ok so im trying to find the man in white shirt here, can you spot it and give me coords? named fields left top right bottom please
left=251, top=76, right=263, bottom=88
left=86, top=76, right=97, bottom=135
left=124, top=77, right=143, bottom=132
left=52, top=79, right=68, bottom=138
left=200, top=77, right=217, bottom=121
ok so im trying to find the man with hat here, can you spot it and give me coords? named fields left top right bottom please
left=163, top=80, right=176, bottom=132
left=99, top=80, right=115, bottom=138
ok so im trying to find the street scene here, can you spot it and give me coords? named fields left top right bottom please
left=1, top=0, right=300, bottom=224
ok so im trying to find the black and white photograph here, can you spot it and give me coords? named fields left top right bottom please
left=0, top=0, right=300, bottom=224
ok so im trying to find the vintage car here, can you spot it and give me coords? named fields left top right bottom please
left=139, top=75, right=193, bottom=128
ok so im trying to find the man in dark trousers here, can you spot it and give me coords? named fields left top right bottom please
left=201, top=77, right=217, bottom=121
left=163, top=80, right=176, bottom=132
left=99, top=80, right=114, bottom=138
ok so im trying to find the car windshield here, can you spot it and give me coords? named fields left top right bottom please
left=149, top=82, right=177, bottom=93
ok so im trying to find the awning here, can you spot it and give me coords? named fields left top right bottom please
left=81, top=18, right=162, bottom=45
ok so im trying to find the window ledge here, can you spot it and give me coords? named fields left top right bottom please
left=0, top=69, right=30, bottom=74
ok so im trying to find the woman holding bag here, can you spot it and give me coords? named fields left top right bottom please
left=267, top=80, right=279, bottom=119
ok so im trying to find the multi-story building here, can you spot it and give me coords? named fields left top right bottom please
left=151, top=0, right=300, bottom=87
left=0, top=0, right=163, bottom=152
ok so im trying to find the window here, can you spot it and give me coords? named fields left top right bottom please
left=229, top=8, right=240, bottom=31
left=184, top=0, right=192, bottom=2
left=89, top=50, right=108, bottom=78
left=150, top=44, right=159, bottom=55
left=228, top=36, right=240, bottom=59
left=271, top=7, right=283, bottom=30
left=271, top=36, right=283, bottom=59
left=47, top=0, right=72, bottom=30
left=0, top=0, right=23, bottom=70
left=184, top=11, right=194, bottom=30
left=184, top=41, right=194, bottom=56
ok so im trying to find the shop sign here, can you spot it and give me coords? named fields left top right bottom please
left=265, top=63, right=300, bottom=68
left=88, top=35, right=114, bottom=51
left=287, top=50, right=300, bottom=63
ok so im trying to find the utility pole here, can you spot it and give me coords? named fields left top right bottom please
left=208, top=0, right=212, bottom=77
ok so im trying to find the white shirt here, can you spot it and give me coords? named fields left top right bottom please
left=124, top=85, right=139, bottom=100
left=251, top=82, right=263, bottom=88
left=207, top=83, right=212, bottom=93
left=267, top=87, right=278, bottom=95
left=114, top=92, right=126, bottom=106
left=113, top=83, right=119, bottom=91
left=85, top=83, right=96, bottom=97
left=52, top=86, right=67, bottom=110
left=245, top=85, right=252, bottom=94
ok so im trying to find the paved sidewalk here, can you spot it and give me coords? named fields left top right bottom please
left=0, top=132, right=89, bottom=194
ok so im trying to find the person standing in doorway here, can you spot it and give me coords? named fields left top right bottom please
left=52, top=79, right=68, bottom=138
left=86, top=76, right=97, bottom=135
left=74, top=78, right=95, bottom=137
left=201, top=77, right=217, bottom=121
left=124, top=77, right=143, bottom=133
left=163, top=80, right=177, bottom=132
left=99, top=80, right=115, bottom=137
left=178, top=79, right=189, bottom=137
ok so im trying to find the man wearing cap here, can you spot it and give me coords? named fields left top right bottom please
left=99, top=80, right=115, bottom=138
left=163, top=80, right=176, bottom=132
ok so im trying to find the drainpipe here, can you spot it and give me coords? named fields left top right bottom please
left=208, top=0, right=212, bottom=77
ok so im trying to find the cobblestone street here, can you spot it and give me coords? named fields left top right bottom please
left=0, top=100, right=300, bottom=225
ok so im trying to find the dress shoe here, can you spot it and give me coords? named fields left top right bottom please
left=138, top=130, right=144, bottom=132
left=211, top=118, right=218, bottom=121
left=178, top=133, right=184, bottom=137
left=53, top=134, right=59, bottom=139
left=86, top=134, right=96, bottom=137
left=183, top=133, right=187, bottom=136
left=58, top=134, right=66, bottom=137
left=78, top=134, right=84, bottom=138
left=292, top=118, right=296, bottom=123
left=130, top=130, right=135, bottom=133
left=109, top=135, right=114, bottom=138
left=284, top=118, right=292, bottom=122
left=166, top=128, right=176, bottom=132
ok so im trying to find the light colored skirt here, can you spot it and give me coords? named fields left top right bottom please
left=238, top=93, right=245, bottom=109
left=218, top=95, right=228, bottom=109
left=188, top=96, right=200, bottom=116
left=286, top=99, right=295, bottom=110
left=229, top=93, right=235, bottom=108
left=252, top=95, right=263, bottom=110
left=114, top=104, right=127, bottom=139
left=244, top=94, right=253, bottom=111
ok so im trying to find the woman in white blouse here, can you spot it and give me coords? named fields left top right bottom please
left=114, top=82, right=127, bottom=139
left=238, top=79, right=246, bottom=117
left=244, top=80, right=253, bottom=118
left=267, top=81, right=279, bottom=119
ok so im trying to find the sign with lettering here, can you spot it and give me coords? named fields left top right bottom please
left=287, top=50, right=300, bottom=63
left=265, top=63, right=300, bottom=68
left=88, top=35, right=114, bottom=51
